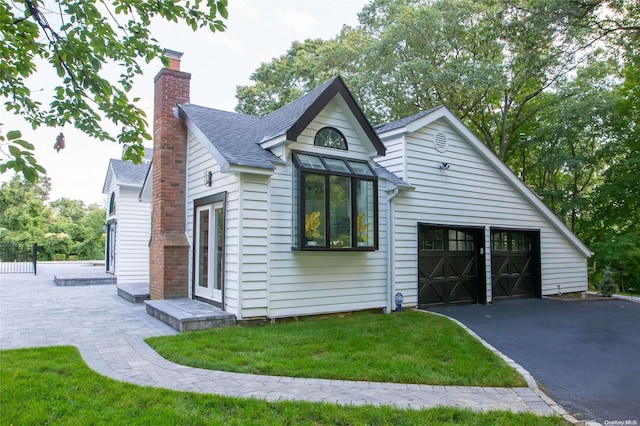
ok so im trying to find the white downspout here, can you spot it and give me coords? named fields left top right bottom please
left=385, top=187, right=399, bottom=313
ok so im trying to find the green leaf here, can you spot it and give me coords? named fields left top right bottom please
left=7, top=130, right=22, bottom=141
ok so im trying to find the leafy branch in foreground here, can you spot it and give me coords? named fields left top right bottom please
left=0, top=0, right=229, bottom=181
left=0, top=130, right=45, bottom=182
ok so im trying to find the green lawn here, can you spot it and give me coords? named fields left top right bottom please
left=0, top=346, right=566, bottom=425
left=146, top=310, right=526, bottom=387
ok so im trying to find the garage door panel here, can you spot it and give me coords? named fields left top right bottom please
left=491, top=230, right=540, bottom=301
left=418, top=226, right=482, bottom=307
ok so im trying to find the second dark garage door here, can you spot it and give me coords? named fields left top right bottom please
left=417, top=225, right=484, bottom=307
left=490, top=229, right=541, bottom=300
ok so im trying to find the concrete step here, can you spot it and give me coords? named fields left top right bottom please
left=145, top=299, right=236, bottom=332
left=54, top=275, right=116, bottom=286
left=117, top=284, right=150, bottom=303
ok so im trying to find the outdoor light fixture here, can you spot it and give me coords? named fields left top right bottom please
left=395, top=292, right=404, bottom=312
left=203, top=170, right=213, bottom=187
left=439, top=162, right=450, bottom=170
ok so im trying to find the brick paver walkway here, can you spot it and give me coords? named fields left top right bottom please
left=0, top=263, right=568, bottom=417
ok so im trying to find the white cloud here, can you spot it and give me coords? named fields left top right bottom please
left=275, top=8, right=319, bottom=34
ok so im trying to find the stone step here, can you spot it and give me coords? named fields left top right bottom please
left=145, top=299, right=236, bottom=332
left=117, top=284, right=150, bottom=303
left=54, top=275, right=116, bottom=286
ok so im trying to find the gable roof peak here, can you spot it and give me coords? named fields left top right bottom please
left=179, top=75, right=386, bottom=170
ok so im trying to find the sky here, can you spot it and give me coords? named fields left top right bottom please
left=0, top=0, right=369, bottom=206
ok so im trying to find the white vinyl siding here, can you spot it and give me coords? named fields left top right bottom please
left=267, top=164, right=389, bottom=318
left=289, top=97, right=373, bottom=161
left=264, top=102, right=389, bottom=319
left=108, top=184, right=150, bottom=284
left=381, top=118, right=588, bottom=306
left=237, top=175, right=270, bottom=319
left=185, top=130, right=240, bottom=314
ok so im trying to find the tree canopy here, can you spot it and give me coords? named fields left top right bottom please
left=0, top=176, right=107, bottom=260
left=0, top=0, right=228, bottom=181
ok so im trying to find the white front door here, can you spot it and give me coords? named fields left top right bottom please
left=194, top=203, right=224, bottom=304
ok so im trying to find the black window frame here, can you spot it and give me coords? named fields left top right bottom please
left=492, top=230, right=531, bottom=252
left=314, top=127, right=348, bottom=150
left=292, top=151, right=378, bottom=251
left=108, top=192, right=116, bottom=216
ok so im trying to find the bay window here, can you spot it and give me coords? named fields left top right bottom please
left=292, top=152, right=378, bottom=250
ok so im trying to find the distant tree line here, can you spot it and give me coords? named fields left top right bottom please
left=235, top=0, right=640, bottom=289
left=0, top=176, right=105, bottom=260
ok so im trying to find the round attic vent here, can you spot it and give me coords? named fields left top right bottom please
left=434, top=132, right=448, bottom=153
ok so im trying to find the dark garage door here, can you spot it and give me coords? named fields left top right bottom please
left=491, top=229, right=541, bottom=300
left=418, top=225, right=484, bottom=307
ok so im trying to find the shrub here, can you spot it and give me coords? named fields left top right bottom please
left=53, top=253, right=66, bottom=261
left=597, top=266, right=618, bottom=297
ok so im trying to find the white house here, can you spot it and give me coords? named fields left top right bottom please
left=145, top=51, right=591, bottom=320
left=102, top=149, right=152, bottom=284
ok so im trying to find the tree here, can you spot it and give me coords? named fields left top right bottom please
left=236, top=0, right=637, bottom=162
left=507, top=58, right=617, bottom=232
left=72, top=203, right=107, bottom=260
left=0, top=175, right=107, bottom=260
left=0, top=175, right=52, bottom=247
left=1, top=0, right=228, bottom=181
left=236, top=29, right=369, bottom=116
left=583, top=35, right=640, bottom=288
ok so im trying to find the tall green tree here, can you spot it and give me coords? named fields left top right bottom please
left=0, top=175, right=52, bottom=246
left=1, top=0, right=228, bottom=181
left=0, top=175, right=107, bottom=260
left=508, top=58, right=618, bottom=232
left=583, top=31, right=640, bottom=288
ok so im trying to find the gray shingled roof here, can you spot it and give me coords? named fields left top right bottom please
left=179, top=76, right=408, bottom=188
left=374, top=106, right=443, bottom=134
left=258, top=77, right=336, bottom=142
left=178, top=104, right=282, bottom=169
left=110, top=159, right=150, bottom=185
left=178, top=77, right=341, bottom=171
left=374, top=164, right=413, bottom=188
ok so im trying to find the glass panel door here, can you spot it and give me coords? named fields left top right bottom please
left=212, top=205, right=224, bottom=302
left=195, top=203, right=224, bottom=304
left=195, top=206, right=211, bottom=299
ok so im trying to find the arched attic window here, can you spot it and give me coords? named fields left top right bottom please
left=314, top=127, right=348, bottom=150
left=108, top=192, right=116, bottom=215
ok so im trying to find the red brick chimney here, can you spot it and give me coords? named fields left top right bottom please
left=149, top=49, right=191, bottom=299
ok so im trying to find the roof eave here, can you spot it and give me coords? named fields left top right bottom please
left=227, top=164, right=275, bottom=176
left=178, top=106, right=231, bottom=172
left=259, top=134, right=287, bottom=150
left=139, top=162, right=153, bottom=202
left=101, top=162, right=115, bottom=194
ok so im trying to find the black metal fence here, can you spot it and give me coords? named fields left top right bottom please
left=0, top=243, right=37, bottom=275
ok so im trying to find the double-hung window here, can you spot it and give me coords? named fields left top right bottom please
left=292, top=152, right=378, bottom=250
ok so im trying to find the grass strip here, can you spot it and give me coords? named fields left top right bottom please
left=147, top=310, right=526, bottom=387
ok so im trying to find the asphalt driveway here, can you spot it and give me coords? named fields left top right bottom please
left=429, top=298, right=640, bottom=423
